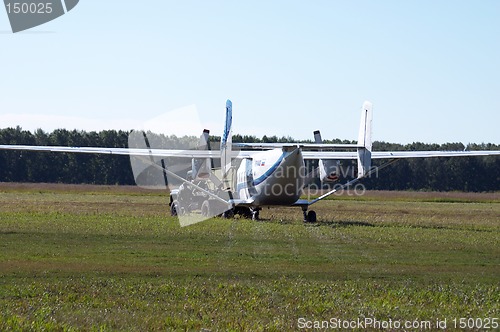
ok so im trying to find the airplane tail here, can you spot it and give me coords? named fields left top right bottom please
left=357, top=101, right=373, bottom=178
left=221, top=100, right=233, bottom=177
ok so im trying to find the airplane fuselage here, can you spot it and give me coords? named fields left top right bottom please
left=235, top=147, right=305, bottom=206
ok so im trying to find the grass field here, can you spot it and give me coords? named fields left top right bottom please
left=0, top=183, right=498, bottom=331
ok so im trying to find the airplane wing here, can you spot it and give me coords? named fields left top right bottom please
left=0, top=144, right=224, bottom=158
left=372, top=150, right=500, bottom=159
left=303, top=150, right=500, bottom=160
left=0, top=144, right=268, bottom=160
left=1, top=145, right=498, bottom=159
left=296, top=148, right=500, bottom=210
left=234, top=143, right=361, bottom=149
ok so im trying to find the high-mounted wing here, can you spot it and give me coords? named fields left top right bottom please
left=233, top=142, right=361, bottom=149
left=0, top=144, right=222, bottom=158
left=303, top=150, right=500, bottom=160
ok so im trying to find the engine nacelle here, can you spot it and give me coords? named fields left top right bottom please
left=190, top=129, right=212, bottom=180
left=313, top=130, right=341, bottom=183
left=319, top=159, right=340, bottom=182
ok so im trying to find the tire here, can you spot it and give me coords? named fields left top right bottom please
left=170, top=201, right=178, bottom=216
left=307, top=210, right=317, bottom=223
left=222, top=209, right=234, bottom=219
left=239, top=208, right=253, bottom=219
left=201, top=200, right=211, bottom=217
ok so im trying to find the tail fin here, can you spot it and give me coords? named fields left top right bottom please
left=221, top=100, right=233, bottom=177
left=357, top=101, right=373, bottom=178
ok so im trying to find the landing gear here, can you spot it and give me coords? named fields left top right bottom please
left=307, top=210, right=317, bottom=223
left=234, top=207, right=260, bottom=220
left=222, top=209, right=234, bottom=219
left=170, top=200, right=178, bottom=216
left=241, top=208, right=253, bottom=219
left=302, top=208, right=317, bottom=223
left=251, top=208, right=260, bottom=221
left=201, top=200, right=211, bottom=217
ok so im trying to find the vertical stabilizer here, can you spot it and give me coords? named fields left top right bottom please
left=221, top=100, right=233, bottom=177
left=357, top=101, right=373, bottom=178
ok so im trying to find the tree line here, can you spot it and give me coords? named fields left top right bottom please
left=0, top=127, right=498, bottom=192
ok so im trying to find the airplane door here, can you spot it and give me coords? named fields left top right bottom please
left=245, top=159, right=257, bottom=197
left=237, top=158, right=257, bottom=200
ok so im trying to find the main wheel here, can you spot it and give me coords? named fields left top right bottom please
left=222, top=209, right=234, bottom=219
left=307, top=210, right=317, bottom=223
left=239, top=207, right=253, bottom=219
left=170, top=200, right=178, bottom=216
left=201, top=200, right=211, bottom=217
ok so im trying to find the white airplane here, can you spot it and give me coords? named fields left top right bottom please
left=1, top=100, right=499, bottom=223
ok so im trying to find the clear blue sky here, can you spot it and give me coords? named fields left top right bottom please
left=1, top=1, right=499, bottom=144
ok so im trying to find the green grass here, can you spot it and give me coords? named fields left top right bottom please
left=0, top=185, right=499, bottom=331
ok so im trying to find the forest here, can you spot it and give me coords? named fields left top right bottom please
left=0, top=127, right=498, bottom=192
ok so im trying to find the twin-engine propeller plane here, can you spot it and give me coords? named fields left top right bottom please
left=0, top=100, right=499, bottom=224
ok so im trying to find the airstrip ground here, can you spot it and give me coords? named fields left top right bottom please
left=0, top=184, right=498, bottom=330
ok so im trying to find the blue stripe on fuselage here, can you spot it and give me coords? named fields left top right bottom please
left=252, top=152, right=287, bottom=186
